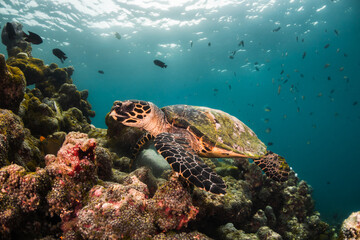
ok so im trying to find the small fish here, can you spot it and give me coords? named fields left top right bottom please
left=39, top=136, right=45, bottom=142
left=339, top=67, right=344, bottom=71
left=327, top=76, right=331, bottom=80
left=296, top=36, right=298, bottom=42
left=208, top=42, right=211, bottom=47
left=309, top=112, right=314, bottom=116
left=98, top=70, right=104, bottom=74
left=353, top=101, right=358, bottom=106
left=228, top=84, right=232, bottom=90
left=254, top=62, right=259, bottom=65
left=324, top=43, right=330, bottom=49
left=234, top=72, right=236, bottom=77
left=115, top=32, right=121, bottom=40
left=302, top=52, right=306, bottom=59
left=330, top=89, right=335, bottom=94
left=263, top=118, right=269, bottom=123
left=272, top=26, right=281, bottom=32
left=52, top=48, right=68, bottom=63
left=213, top=88, right=219, bottom=92
left=300, top=73, right=304, bottom=78
left=277, top=85, right=281, bottom=95
left=302, top=38, right=304, bottom=42
left=283, top=79, right=288, bottom=84
left=229, top=55, right=234, bottom=59
left=306, top=140, right=311, bottom=145
left=265, top=128, right=271, bottom=133
left=280, top=69, right=284, bottom=75
left=334, top=29, right=339, bottom=36
left=24, top=31, right=43, bottom=44
left=255, top=66, right=259, bottom=71
left=297, top=107, right=300, bottom=112
left=344, top=53, right=348, bottom=57
left=312, top=124, right=317, bottom=129
left=190, top=41, right=193, bottom=47
left=264, top=106, right=271, bottom=112
left=324, top=63, right=330, bottom=68
left=336, top=48, right=340, bottom=53
left=238, top=40, right=244, bottom=47
left=317, top=92, right=323, bottom=97
left=268, top=142, right=273, bottom=146
left=153, top=59, right=167, bottom=68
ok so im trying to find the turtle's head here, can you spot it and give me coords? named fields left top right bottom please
left=110, top=100, right=153, bottom=128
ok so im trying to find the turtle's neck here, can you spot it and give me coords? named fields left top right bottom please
left=143, top=103, right=171, bottom=136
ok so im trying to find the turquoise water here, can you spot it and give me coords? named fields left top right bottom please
left=1, top=0, right=359, bottom=225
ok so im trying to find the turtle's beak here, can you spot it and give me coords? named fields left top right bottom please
left=109, top=100, right=135, bottom=122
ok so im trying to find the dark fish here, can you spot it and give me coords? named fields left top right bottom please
left=283, top=79, right=288, bottom=84
left=115, top=32, right=121, bottom=40
left=24, top=31, right=43, bottom=44
left=234, top=72, right=236, bottom=77
left=353, top=101, right=358, bottom=106
left=229, top=55, right=234, bottom=59
left=302, top=51, right=306, bottom=59
left=302, top=38, right=304, bottom=42
left=334, top=29, right=339, bottom=36
left=5, top=22, right=16, bottom=40
left=300, top=73, right=304, bottom=78
left=268, top=142, right=273, bottom=146
left=208, top=42, right=211, bottom=47
left=254, top=61, right=258, bottom=65
left=228, top=84, right=232, bottom=90
left=280, top=69, right=284, bottom=75
left=272, top=26, right=281, bottom=32
left=344, top=53, right=348, bottom=57
left=327, top=76, right=331, bottom=80
left=238, top=40, right=244, bottom=47
left=330, top=89, right=335, bottom=94
left=98, top=70, right=104, bottom=74
left=190, top=40, right=193, bottom=47
left=296, top=36, right=298, bottom=42
left=153, top=59, right=167, bottom=68
left=52, top=48, right=67, bottom=63
left=297, top=107, right=300, bottom=112
left=213, top=88, right=219, bottom=92
left=324, top=43, right=330, bottom=49
left=255, top=66, right=259, bottom=71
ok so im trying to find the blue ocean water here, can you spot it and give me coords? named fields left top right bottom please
left=1, top=0, right=359, bottom=225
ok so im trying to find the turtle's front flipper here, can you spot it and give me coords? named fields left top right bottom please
left=132, top=132, right=154, bottom=158
left=154, top=132, right=226, bottom=195
left=253, top=151, right=290, bottom=182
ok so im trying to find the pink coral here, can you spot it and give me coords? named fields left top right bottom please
left=45, top=132, right=97, bottom=222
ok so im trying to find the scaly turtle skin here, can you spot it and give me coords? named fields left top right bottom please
left=110, top=100, right=290, bottom=195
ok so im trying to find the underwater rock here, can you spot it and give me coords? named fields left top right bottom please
left=135, top=145, right=171, bottom=178
left=0, top=54, right=26, bottom=112
left=20, top=93, right=61, bottom=136
left=1, top=22, right=32, bottom=57
left=6, top=56, right=46, bottom=85
left=0, top=164, right=50, bottom=238
left=217, top=223, right=258, bottom=240
left=45, top=132, right=97, bottom=222
left=0, top=109, right=25, bottom=167
left=64, top=174, right=198, bottom=239
left=193, top=175, right=253, bottom=225
left=340, top=211, right=360, bottom=240
left=61, top=107, right=89, bottom=132
left=106, top=112, right=144, bottom=157
left=95, top=146, right=113, bottom=181
left=153, top=231, right=212, bottom=239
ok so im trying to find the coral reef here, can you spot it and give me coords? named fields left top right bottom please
left=340, top=211, right=360, bottom=240
left=45, top=132, right=97, bottom=222
left=0, top=54, right=26, bottom=112
left=0, top=28, right=339, bottom=239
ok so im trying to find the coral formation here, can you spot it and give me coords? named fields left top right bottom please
left=340, top=211, right=360, bottom=240
left=0, top=54, right=26, bottom=112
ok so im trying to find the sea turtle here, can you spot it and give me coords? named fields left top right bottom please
left=109, top=100, right=290, bottom=195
